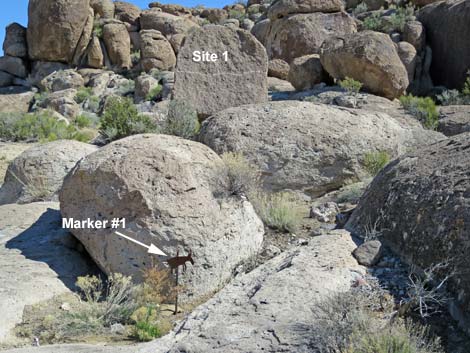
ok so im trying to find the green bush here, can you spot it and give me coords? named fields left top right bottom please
left=221, top=152, right=260, bottom=196
left=131, top=307, right=161, bottom=342
left=399, top=95, right=439, bottom=130
left=0, top=111, right=92, bottom=142
left=74, top=114, right=93, bottom=128
left=363, top=151, right=390, bottom=176
left=74, top=87, right=93, bottom=104
left=353, top=2, right=368, bottom=15
left=145, top=85, right=163, bottom=102
left=100, top=96, right=157, bottom=142
left=385, top=5, right=415, bottom=32
left=160, top=100, right=200, bottom=140
left=340, top=77, right=363, bottom=95
left=363, top=12, right=383, bottom=31
left=251, top=192, right=303, bottom=233
left=93, top=21, right=103, bottom=38
left=462, top=76, right=470, bottom=97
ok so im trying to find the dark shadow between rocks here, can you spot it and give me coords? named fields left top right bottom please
left=5, top=207, right=100, bottom=291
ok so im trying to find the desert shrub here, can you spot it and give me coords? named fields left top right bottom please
left=75, top=114, right=93, bottom=128
left=385, top=5, right=415, bottom=32
left=159, top=99, right=200, bottom=140
left=363, top=151, right=390, bottom=176
left=0, top=111, right=91, bottom=142
left=399, top=95, right=438, bottom=129
left=310, top=290, right=443, bottom=353
left=34, top=91, right=49, bottom=107
left=138, top=267, right=175, bottom=306
left=220, top=152, right=260, bottom=196
left=436, top=89, right=466, bottom=106
left=363, top=12, right=384, bottom=31
left=99, top=96, right=157, bottom=141
left=229, top=9, right=245, bottom=20
left=340, top=77, right=363, bottom=95
left=337, top=181, right=369, bottom=204
left=131, top=307, right=161, bottom=342
left=93, top=21, right=103, bottom=38
left=251, top=192, right=302, bottom=233
left=145, top=85, right=163, bottom=102
left=74, top=87, right=93, bottom=104
left=115, top=79, right=136, bottom=96
left=345, top=323, right=443, bottom=353
left=463, top=76, right=470, bottom=97
left=353, top=2, right=368, bottom=15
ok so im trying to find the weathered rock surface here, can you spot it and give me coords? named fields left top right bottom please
left=174, top=25, right=268, bottom=118
left=0, top=202, right=94, bottom=344
left=346, top=133, right=470, bottom=326
left=0, top=141, right=97, bottom=205
left=200, top=8, right=229, bottom=23
left=418, top=0, right=470, bottom=89
left=0, top=56, right=27, bottom=78
left=140, top=29, right=177, bottom=72
left=86, top=36, right=105, bottom=68
left=438, top=105, right=470, bottom=137
left=321, top=31, right=409, bottom=99
left=288, top=54, right=328, bottom=91
left=352, top=240, right=383, bottom=266
left=199, top=101, right=444, bottom=196
left=0, top=87, right=34, bottom=113
left=103, top=22, right=132, bottom=69
left=30, top=61, right=70, bottom=86
left=39, top=69, right=85, bottom=92
left=114, top=1, right=142, bottom=26
left=140, top=10, right=198, bottom=52
left=268, top=0, right=344, bottom=20
left=397, top=41, right=417, bottom=84
left=90, top=0, right=115, bottom=18
left=59, top=134, right=264, bottom=300
left=3, top=23, right=27, bottom=58
left=43, top=89, right=81, bottom=119
left=27, top=0, right=91, bottom=63
left=1, top=230, right=364, bottom=353
left=403, top=20, right=425, bottom=52
left=0, top=143, right=35, bottom=184
left=268, top=59, right=290, bottom=80
left=0, top=72, right=14, bottom=87
left=134, top=74, right=160, bottom=103
left=266, top=12, right=357, bottom=63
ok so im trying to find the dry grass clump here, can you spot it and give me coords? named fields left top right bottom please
left=220, top=152, right=303, bottom=233
left=310, top=289, right=443, bottom=353
left=15, top=268, right=177, bottom=345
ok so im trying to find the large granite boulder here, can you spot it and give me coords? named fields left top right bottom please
left=320, top=31, right=409, bottom=99
left=59, top=134, right=264, bottom=301
left=288, top=54, right=328, bottom=91
left=265, top=12, right=357, bottom=63
left=103, top=22, right=132, bottom=69
left=418, top=0, right=470, bottom=89
left=90, top=0, right=115, bottom=18
left=268, top=0, right=344, bottom=20
left=3, top=23, right=27, bottom=58
left=140, top=29, right=176, bottom=72
left=199, top=101, right=444, bottom=196
left=0, top=141, right=97, bottom=205
left=39, top=69, right=85, bottom=92
left=140, top=9, right=198, bottom=52
left=27, top=0, right=91, bottom=63
left=114, top=1, right=142, bottom=26
left=0, top=56, right=27, bottom=78
left=346, top=133, right=470, bottom=328
left=174, top=25, right=268, bottom=118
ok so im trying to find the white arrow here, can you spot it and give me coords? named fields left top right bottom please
left=114, top=231, right=167, bottom=256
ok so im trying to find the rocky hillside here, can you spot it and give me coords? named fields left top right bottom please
left=1, top=0, right=470, bottom=352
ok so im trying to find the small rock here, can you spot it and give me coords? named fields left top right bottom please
left=298, top=238, right=309, bottom=246
left=60, top=302, right=71, bottom=311
left=110, top=323, right=126, bottom=334
left=352, top=240, right=383, bottom=266
left=310, top=202, right=339, bottom=222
